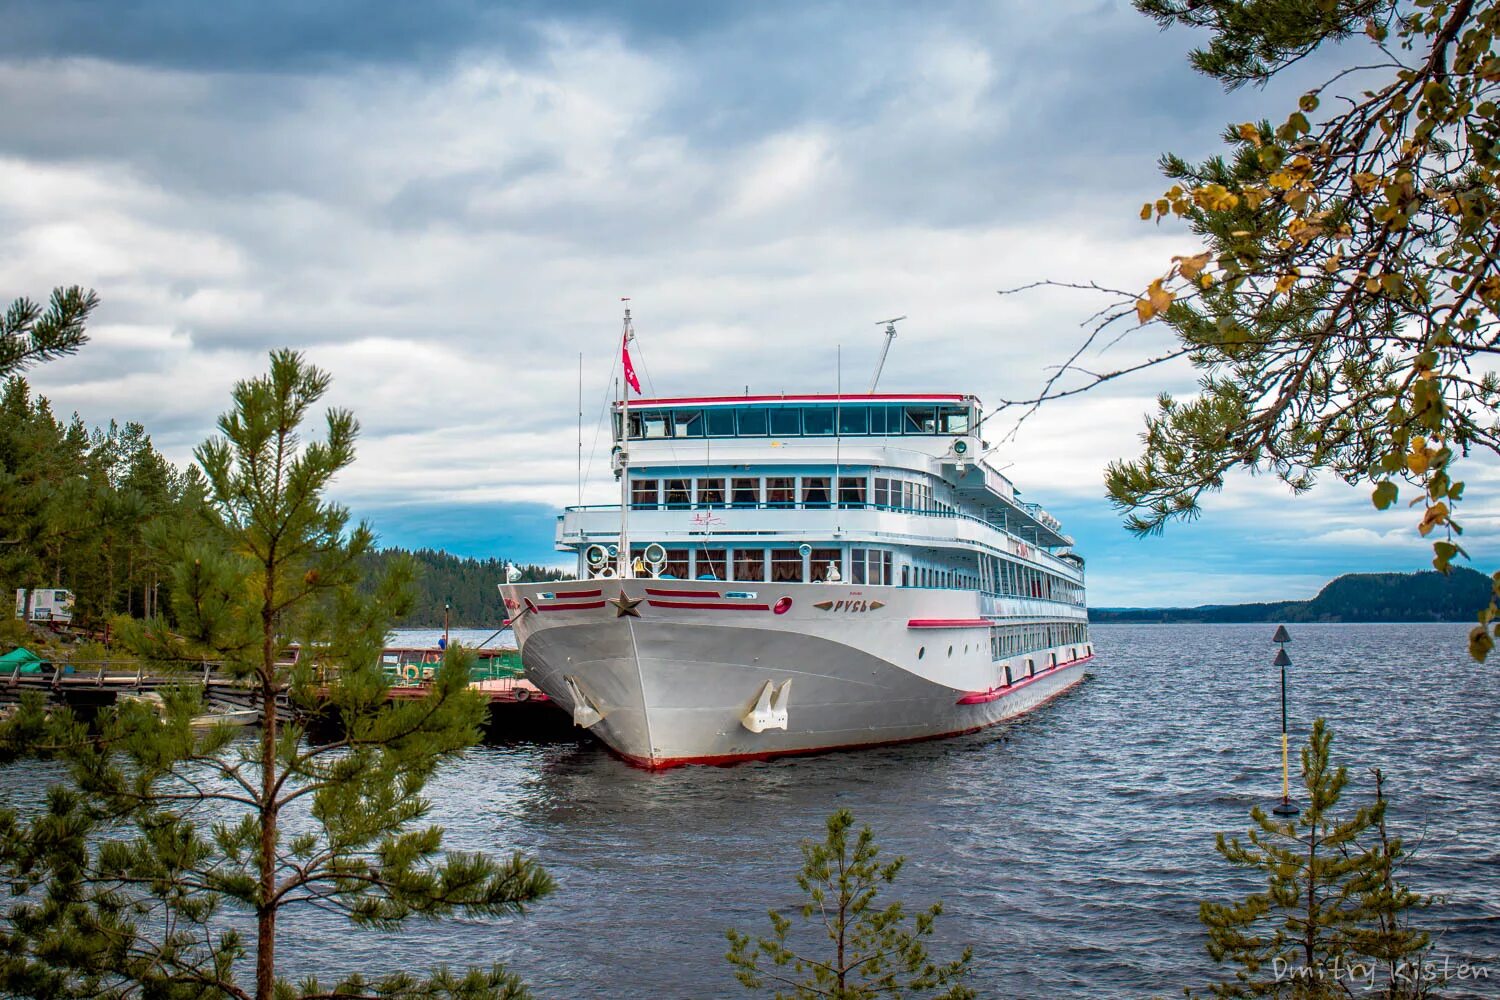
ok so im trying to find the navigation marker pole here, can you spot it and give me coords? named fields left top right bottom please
left=1271, top=624, right=1298, bottom=816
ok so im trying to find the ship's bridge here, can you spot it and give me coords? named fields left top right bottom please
left=612, top=393, right=1070, bottom=549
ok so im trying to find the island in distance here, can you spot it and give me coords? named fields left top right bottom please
left=1089, top=568, right=1494, bottom=624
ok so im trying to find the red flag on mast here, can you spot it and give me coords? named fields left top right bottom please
left=622, top=333, right=641, bottom=395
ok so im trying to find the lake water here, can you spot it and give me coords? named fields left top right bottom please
left=4, top=623, right=1497, bottom=997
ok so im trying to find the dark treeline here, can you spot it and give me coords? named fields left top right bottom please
left=0, top=376, right=204, bottom=622
left=0, top=369, right=565, bottom=634
left=1091, top=568, right=1495, bottom=624
left=362, top=548, right=568, bottom=627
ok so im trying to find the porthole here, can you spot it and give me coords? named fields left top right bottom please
left=918, top=647, right=925, bottom=660
left=947, top=645, right=953, bottom=657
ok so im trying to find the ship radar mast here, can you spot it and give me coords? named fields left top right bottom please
left=867, top=316, right=905, bottom=392
left=617, top=300, right=634, bottom=578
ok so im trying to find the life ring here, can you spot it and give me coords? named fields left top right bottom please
left=402, top=664, right=419, bottom=682
left=514, top=687, right=531, bottom=702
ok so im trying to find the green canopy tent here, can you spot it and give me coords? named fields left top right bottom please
left=0, top=647, right=48, bottom=675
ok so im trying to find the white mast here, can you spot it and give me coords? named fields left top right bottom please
left=868, top=316, right=905, bottom=393
left=617, top=302, right=634, bottom=578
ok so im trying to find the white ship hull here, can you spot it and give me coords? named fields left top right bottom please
left=501, top=579, right=1090, bottom=768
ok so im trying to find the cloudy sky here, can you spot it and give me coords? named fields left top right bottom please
left=2, top=0, right=1491, bottom=607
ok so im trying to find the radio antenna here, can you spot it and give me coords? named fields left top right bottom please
left=868, top=316, right=905, bottom=392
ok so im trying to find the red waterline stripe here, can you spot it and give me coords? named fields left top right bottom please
left=549, top=588, right=602, bottom=599
left=907, top=618, right=993, bottom=629
left=645, top=600, right=771, bottom=611
left=644, top=588, right=722, bottom=598
left=534, top=600, right=607, bottom=612
left=956, top=654, right=1094, bottom=704
left=611, top=665, right=1088, bottom=770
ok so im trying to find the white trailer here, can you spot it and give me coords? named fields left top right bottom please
left=15, top=588, right=75, bottom=624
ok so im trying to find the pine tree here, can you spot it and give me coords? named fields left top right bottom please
left=726, top=809, right=974, bottom=1000
left=0, top=287, right=95, bottom=379
left=0, top=350, right=553, bottom=999
left=1195, top=720, right=1438, bottom=998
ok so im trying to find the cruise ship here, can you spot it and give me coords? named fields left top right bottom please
left=499, top=314, right=1092, bottom=767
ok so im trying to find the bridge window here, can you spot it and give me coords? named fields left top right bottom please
left=873, top=478, right=893, bottom=507
left=737, top=408, right=768, bottom=435
left=674, top=410, right=703, bottom=437
left=838, top=406, right=868, bottom=435
left=664, top=479, right=691, bottom=507
left=731, top=477, right=760, bottom=506
left=771, top=549, right=804, bottom=583
left=697, top=478, right=726, bottom=507
left=631, top=479, right=659, bottom=509
left=640, top=410, right=670, bottom=438
left=939, top=406, right=970, bottom=434
left=733, top=549, right=766, bottom=582
left=802, top=476, right=831, bottom=508
left=802, top=407, right=834, bottom=435
left=706, top=408, right=736, bottom=436
left=869, top=407, right=892, bottom=434
left=903, top=406, right=937, bottom=434
left=769, top=408, right=800, bottom=436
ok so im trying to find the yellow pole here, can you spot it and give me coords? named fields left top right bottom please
left=1281, top=731, right=1289, bottom=802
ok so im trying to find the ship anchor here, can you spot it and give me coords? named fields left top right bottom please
left=741, top=679, right=791, bottom=733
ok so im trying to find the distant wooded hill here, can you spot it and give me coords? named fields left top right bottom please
left=362, top=548, right=568, bottom=627
left=1090, top=568, right=1494, bottom=624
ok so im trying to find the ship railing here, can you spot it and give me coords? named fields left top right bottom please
left=563, top=501, right=1077, bottom=570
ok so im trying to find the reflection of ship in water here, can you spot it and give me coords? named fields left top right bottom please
left=501, top=309, right=1092, bottom=768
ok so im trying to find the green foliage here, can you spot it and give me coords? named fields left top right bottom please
left=726, top=809, right=974, bottom=1000
left=0, top=350, right=553, bottom=1000
left=0, top=287, right=95, bottom=379
left=1195, top=720, right=1438, bottom=998
left=1006, top=1, right=1500, bottom=659
left=0, top=373, right=201, bottom=625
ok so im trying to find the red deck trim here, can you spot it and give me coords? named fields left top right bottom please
left=906, top=618, right=994, bottom=629
left=644, top=587, right=722, bottom=598
left=609, top=661, right=1089, bottom=770
left=548, top=588, right=603, bottom=599
left=645, top=600, right=771, bottom=611
left=956, top=654, right=1093, bottom=704
left=621, top=392, right=970, bottom=407
left=534, top=600, right=607, bottom=612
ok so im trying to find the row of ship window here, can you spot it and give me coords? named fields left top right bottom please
left=610, top=544, right=1076, bottom=600
left=989, top=622, right=1089, bottom=661
left=623, top=404, right=973, bottom=440
left=625, top=546, right=893, bottom=584
left=629, top=474, right=945, bottom=513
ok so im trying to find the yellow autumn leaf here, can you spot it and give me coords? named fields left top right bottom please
left=1237, top=123, right=1262, bottom=147
left=1174, top=251, right=1213, bottom=281
left=1353, top=172, right=1379, bottom=193
left=1273, top=272, right=1299, bottom=294
left=1135, top=298, right=1155, bottom=323
left=1418, top=502, right=1449, bottom=537
left=1406, top=437, right=1432, bottom=475
left=1147, top=278, right=1174, bottom=314
left=1141, top=203, right=1153, bottom=220
left=1199, top=272, right=1215, bottom=288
